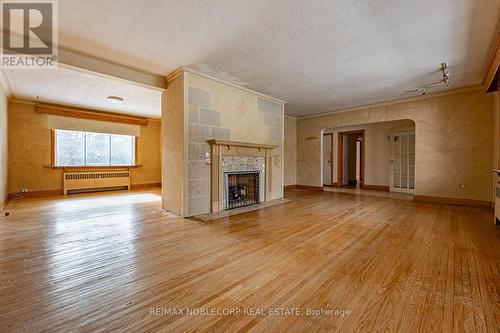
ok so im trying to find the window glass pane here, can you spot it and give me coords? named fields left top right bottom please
left=55, top=130, right=135, bottom=166
left=55, top=130, right=85, bottom=166
left=85, top=132, right=111, bottom=166
left=110, top=135, right=134, bottom=165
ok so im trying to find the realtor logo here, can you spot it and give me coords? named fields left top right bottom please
left=1, top=0, right=58, bottom=68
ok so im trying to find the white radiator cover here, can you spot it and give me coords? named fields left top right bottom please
left=63, top=171, right=130, bottom=194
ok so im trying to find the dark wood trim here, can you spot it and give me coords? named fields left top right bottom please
left=337, top=133, right=342, bottom=187
left=337, top=130, right=365, bottom=188
left=283, top=184, right=298, bottom=190
left=135, top=136, right=139, bottom=166
left=362, top=136, right=365, bottom=185
left=36, top=103, right=148, bottom=126
left=130, top=183, right=161, bottom=189
left=296, top=185, right=324, bottom=192
left=361, top=184, right=390, bottom=192
left=50, top=129, right=55, bottom=166
left=323, top=133, right=334, bottom=186
left=413, top=195, right=492, bottom=210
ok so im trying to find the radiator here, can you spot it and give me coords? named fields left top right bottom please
left=63, top=171, right=131, bottom=195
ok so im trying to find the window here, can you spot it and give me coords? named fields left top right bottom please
left=54, top=129, right=135, bottom=166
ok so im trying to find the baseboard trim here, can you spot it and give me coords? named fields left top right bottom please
left=130, top=183, right=161, bottom=189
left=9, top=189, right=63, bottom=199
left=362, top=184, right=390, bottom=192
left=9, top=189, right=62, bottom=199
left=296, top=185, right=324, bottom=192
left=283, top=184, right=297, bottom=190
left=8, top=183, right=161, bottom=199
left=413, top=195, right=492, bottom=209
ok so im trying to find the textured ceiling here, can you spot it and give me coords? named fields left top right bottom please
left=11, top=0, right=500, bottom=117
left=6, top=68, right=162, bottom=117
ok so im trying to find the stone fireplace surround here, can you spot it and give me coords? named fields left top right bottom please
left=208, top=139, right=278, bottom=213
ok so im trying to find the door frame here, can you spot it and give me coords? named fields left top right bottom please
left=323, top=133, right=334, bottom=186
left=337, top=130, right=365, bottom=187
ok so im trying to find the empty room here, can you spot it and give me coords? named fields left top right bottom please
left=0, top=1, right=499, bottom=332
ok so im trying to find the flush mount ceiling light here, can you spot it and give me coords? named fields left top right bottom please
left=107, top=96, right=124, bottom=104
left=405, top=62, right=451, bottom=95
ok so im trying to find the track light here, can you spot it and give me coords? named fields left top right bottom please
left=404, top=62, right=451, bottom=95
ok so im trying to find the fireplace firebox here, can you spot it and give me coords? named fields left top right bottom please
left=225, top=171, right=260, bottom=210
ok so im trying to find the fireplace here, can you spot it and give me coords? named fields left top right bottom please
left=208, top=140, right=278, bottom=213
left=224, top=171, right=260, bottom=210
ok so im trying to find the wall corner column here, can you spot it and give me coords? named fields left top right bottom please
left=162, top=70, right=187, bottom=216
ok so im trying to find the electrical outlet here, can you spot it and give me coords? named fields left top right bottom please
left=459, top=183, right=465, bottom=189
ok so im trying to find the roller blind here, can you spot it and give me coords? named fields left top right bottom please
left=46, top=115, right=141, bottom=136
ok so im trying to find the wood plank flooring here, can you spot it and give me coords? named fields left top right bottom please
left=0, top=188, right=498, bottom=332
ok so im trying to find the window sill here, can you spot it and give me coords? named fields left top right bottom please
left=46, top=165, right=142, bottom=170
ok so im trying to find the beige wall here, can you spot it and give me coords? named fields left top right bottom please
left=8, top=101, right=161, bottom=194
left=298, top=89, right=495, bottom=202
left=0, top=85, right=7, bottom=208
left=133, top=119, right=161, bottom=185
left=325, top=120, right=414, bottom=186
left=284, top=116, right=297, bottom=186
left=186, top=72, right=284, bottom=216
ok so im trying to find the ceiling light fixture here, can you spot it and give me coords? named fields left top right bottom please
left=107, top=96, right=124, bottom=104
left=405, top=62, right=451, bottom=95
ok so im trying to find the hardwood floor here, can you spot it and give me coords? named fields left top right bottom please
left=0, top=188, right=498, bottom=332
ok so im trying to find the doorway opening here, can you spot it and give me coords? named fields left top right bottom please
left=337, top=130, right=364, bottom=188
left=323, top=130, right=365, bottom=187
left=322, top=119, right=415, bottom=193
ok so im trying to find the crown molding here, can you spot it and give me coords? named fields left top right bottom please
left=9, top=98, right=35, bottom=105
left=483, top=36, right=500, bottom=91
left=284, top=115, right=297, bottom=120
left=166, top=67, right=184, bottom=83
left=58, top=47, right=167, bottom=91
left=296, top=85, right=484, bottom=120
left=0, top=30, right=167, bottom=91
left=180, top=66, right=286, bottom=105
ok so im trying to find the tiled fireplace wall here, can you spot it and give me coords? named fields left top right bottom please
left=187, top=81, right=284, bottom=216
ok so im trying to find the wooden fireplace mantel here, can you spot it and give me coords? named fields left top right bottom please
left=208, top=139, right=277, bottom=213
left=207, top=139, right=278, bottom=150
